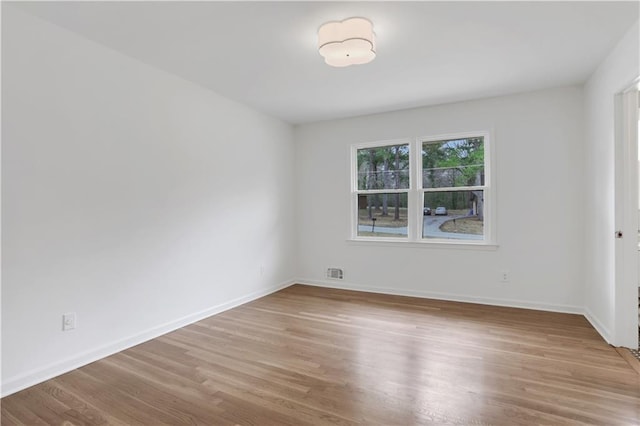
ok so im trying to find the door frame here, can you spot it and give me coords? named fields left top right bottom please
left=614, top=79, right=639, bottom=348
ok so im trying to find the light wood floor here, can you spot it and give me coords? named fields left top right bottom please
left=2, top=284, right=640, bottom=425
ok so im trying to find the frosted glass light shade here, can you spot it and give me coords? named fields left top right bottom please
left=318, top=18, right=376, bottom=67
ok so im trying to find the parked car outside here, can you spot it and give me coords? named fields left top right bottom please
left=435, top=206, right=448, bottom=215
left=423, top=207, right=432, bottom=216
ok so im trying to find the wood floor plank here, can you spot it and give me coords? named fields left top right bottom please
left=616, top=346, right=640, bottom=375
left=3, top=284, right=640, bottom=425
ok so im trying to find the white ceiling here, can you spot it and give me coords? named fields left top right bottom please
left=10, top=1, right=639, bottom=124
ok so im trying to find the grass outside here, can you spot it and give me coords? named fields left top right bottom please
left=442, top=209, right=469, bottom=216
left=358, top=207, right=483, bottom=235
left=439, top=217, right=483, bottom=235
left=358, top=208, right=408, bottom=228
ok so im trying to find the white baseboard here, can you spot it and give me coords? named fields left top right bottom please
left=4, top=279, right=605, bottom=397
left=583, top=307, right=612, bottom=344
left=296, top=278, right=584, bottom=315
left=1, top=279, right=295, bottom=398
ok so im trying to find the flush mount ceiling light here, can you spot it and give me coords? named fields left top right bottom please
left=318, top=17, right=376, bottom=67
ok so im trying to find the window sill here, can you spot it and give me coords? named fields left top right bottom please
left=346, top=238, right=499, bottom=250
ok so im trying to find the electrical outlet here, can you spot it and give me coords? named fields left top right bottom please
left=62, top=313, right=76, bottom=331
left=260, top=265, right=265, bottom=276
left=499, top=270, right=510, bottom=283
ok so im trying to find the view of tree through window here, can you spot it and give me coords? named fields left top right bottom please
left=422, top=137, right=485, bottom=241
left=356, top=144, right=409, bottom=238
left=357, top=144, right=410, bottom=190
left=357, top=193, right=408, bottom=238
left=352, top=135, right=489, bottom=243
left=422, top=138, right=484, bottom=188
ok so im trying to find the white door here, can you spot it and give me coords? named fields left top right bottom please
left=614, top=83, right=639, bottom=349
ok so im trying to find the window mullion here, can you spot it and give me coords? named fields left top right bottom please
left=423, top=185, right=486, bottom=193
left=408, top=138, right=420, bottom=241
left=356, top=189, right=408, bottom=195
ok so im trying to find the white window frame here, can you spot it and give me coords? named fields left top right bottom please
left=350, top=131, right=495, bottom=246
left=350, top=139, right=413, bottom=242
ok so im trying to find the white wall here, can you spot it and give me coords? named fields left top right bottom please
left=295, top=87, right=585, bottom=312
left=583, top=21, right=639, bottom=345
left=1, top=6, right=296, bottom=395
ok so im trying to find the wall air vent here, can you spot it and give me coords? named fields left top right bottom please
left=327, top=268, right=344, bottom=280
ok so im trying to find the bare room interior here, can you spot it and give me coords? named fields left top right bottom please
left=2, top=1, right=640, bottom=424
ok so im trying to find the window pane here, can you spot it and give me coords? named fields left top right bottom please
left=357, top=144, right=410, bottom=190
left=422, top=137, right=484, bottom=188
left=423, top=190, right=484, bottom=240
left=358, top=193, right=408, bottom=238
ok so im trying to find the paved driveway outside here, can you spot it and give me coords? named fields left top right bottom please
left=357, top=215, right=482, bottom=240
left=423, top=214, right=483, bottom=240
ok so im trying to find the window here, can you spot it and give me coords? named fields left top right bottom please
left=421, top=136, right=486, bottom=241
left=351, top=133, right=492, bottom=244
left=354, top=142, right=410, bottom=238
